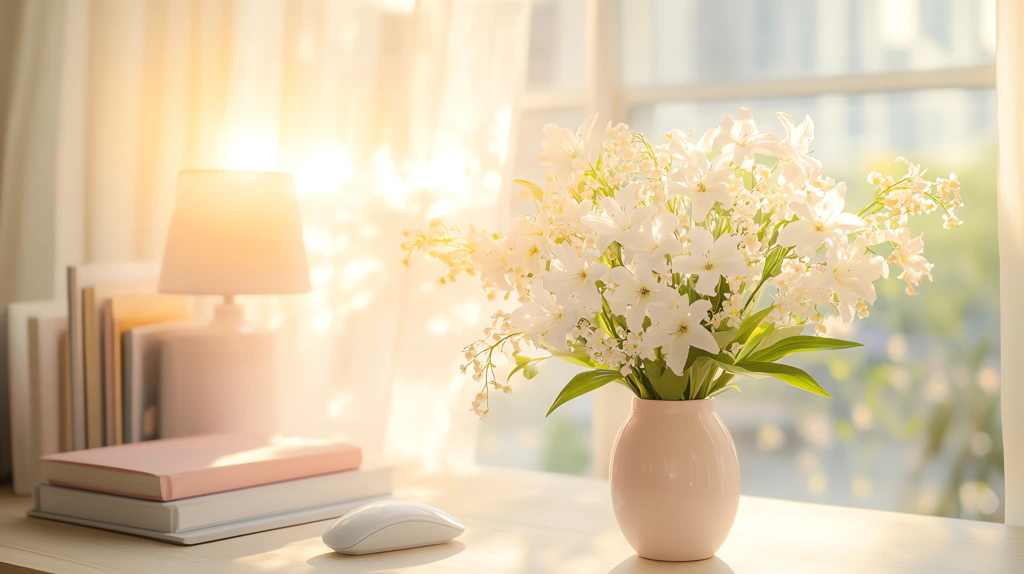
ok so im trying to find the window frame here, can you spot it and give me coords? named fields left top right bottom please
left=510, top=0, right=1014, bottom=520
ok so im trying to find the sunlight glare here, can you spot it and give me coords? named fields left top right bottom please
left=374, top=146, right=409, bottom=207
left=222, top=134, right=279, bottom=171
left=295, top=146, right=353, bottom=197
left=881, top=0, right=919, bottom=48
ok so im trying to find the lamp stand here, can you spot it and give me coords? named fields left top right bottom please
left=159, top=295, right=279, bottom=438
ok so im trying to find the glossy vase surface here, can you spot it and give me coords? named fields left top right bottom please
left=609, top=397, right=740, bottom=561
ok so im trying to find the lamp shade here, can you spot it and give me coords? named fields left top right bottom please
left=159, top=170, right=311, bottom=295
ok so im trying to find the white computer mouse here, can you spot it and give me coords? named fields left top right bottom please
left=322, top=500, right=465, bottom=555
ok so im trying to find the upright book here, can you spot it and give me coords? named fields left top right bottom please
left=28, top=313, right=68, bottom=486
left=82, top=280, right=158, bottom=447
left=122, top=320, right=199, bottom=443
left=100, top=293, right=191, bottom=445
left=6, top=301, right=65, bottom=495
left=67, top=262, right=160, bottom=450
left=39, top=433, right=363, bottom=500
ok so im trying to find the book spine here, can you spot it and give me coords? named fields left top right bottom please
left=161, top=475, right=173, bottom=501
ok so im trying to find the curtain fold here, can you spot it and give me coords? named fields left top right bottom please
left=997, top=0, right=1023, bottom=527
left=0, top=0, right=529, bottom=467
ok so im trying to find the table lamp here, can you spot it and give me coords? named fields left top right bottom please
left=157, top=170, right=310, bottom=438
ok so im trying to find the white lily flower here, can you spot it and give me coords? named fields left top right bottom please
left=667, top=128, right=719, bottom=158
left=712, top=108, right=785, bottom=168
left=510, top=289, right=583, bottom=351
left=777, top=183, right=866, bottom=257
left=553, top=198, right=594, bottom=229
left=668, top=150, right=734, bottom=222
left=469, top=232, right=511, bottom=290
left=505, top=215, right=551, bottom=274
left=606, top=262, right=675, bottom=331
left=644, top=299, right=719, bottom=375
left=826, top=237, right=888, bottom=322
left=542, top=243, right=610, bottom=312
left=616, top=213, right=684, bottom=273
left=671, top=226, right=750, bottom=296
left=582, top=182, right=659, bottom=251
left=537, top=114, right=605, bottom=184
left=777, top=112, right=814, bottom=155
left=896, top=156, right=932, bottom=192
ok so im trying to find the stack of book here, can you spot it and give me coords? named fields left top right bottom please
left=3, top=261, right=198, bottom=495
left=28, top=434, right=392, bottom=544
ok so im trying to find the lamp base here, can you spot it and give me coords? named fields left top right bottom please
left=159, top=300, right=278, bottom=438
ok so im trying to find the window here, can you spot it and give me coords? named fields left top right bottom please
left=481, top=0, right=1002, bottom=522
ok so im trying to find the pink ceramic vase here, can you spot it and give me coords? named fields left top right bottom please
left=609, top=397, right=740, bottom=561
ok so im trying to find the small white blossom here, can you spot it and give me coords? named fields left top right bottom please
left=826, top=237, right=888, bottom=322
left=888, top=231, right=933, bottom=295
left=404, top=109, right=964, bottom=413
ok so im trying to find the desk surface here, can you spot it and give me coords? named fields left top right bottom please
left=0, top=466, right=1021, bottom=573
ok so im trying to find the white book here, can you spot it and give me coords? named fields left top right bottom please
left=67, top=262, right=159, bottom=450
left=34, top=465, right=393, bottom=533
left=6, top=301, right=65, bottom=495
left=28, top=314, right=68, bottom=486
left=29, top=495, right=386, bottom=545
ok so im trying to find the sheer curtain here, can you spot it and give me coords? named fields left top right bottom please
left=997, top=0, right=1023, bottom=526
left=0, top=0, right=529, bottom=466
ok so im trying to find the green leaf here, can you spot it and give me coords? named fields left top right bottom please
left=741, top=246, right=789, bottom=314
left=712, top=329, right=737, bottom=348
left=513, top=179, right=544, bottom=201
left=687, top=357, right=720, bottom=399
left=707, top=384, right=742, bottom=398
left=746, top=336, right=863, bottom=364
left=682, top=346, right=722, bottom=372
left=732, top=305, right=774, bottom=346
left=546, top=369, right=624, bottom=416
left=549, top=348, right=598, bottom=369
left=525, top=361, right=545, bottom=379
left=758, top=324, right=804, bottom=349
left=642, top=359, right=688, bottom=401
left=508, top=355, right=548, bottom=381
left=712, top=360, right=833, bottom=398
left=738, top=322, right=775, bottom=360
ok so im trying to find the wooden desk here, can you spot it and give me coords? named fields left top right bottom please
left=0, top=466, right=1021, bottom=573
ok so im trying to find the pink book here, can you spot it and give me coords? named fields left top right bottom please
left=39, top=433, right=362, bottom=501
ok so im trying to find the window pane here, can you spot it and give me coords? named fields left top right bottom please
left=526, top=0, right=586, bottom=90
left=628, top=88, right=1001, bottom=521
left=619, top=0, right=996, bottom=87
left=476, top=107, right=596, bottom=476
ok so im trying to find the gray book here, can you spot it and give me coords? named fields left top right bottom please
left=29, top=494, right=386, bottom=545
left=33, top=466, right=392, bottom=533
left=121, top=320, right=198, bottom=443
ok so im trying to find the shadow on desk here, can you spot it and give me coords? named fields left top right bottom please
left=611, top=555, right=735, bottom=573
left=306, top=541, right=466, bottom=571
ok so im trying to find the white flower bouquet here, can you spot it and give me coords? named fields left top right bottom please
left=404, top=108, right=963, bottom=417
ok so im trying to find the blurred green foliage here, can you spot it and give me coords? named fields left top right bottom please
left=748, top=150, right=1003, bottom=521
